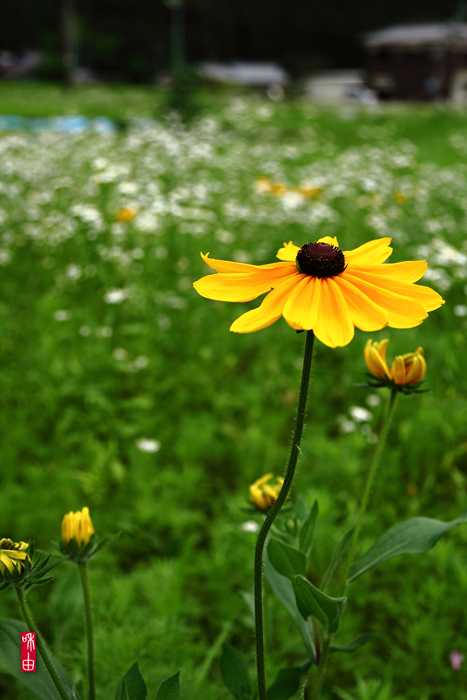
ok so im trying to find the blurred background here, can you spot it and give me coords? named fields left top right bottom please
left=1, top=3, right=467, bottom=700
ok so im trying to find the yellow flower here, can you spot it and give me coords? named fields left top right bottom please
left=62, top=507, right=95, bottom=549
left=193, top=236, right=444, bottom=348
left=296, top=184, right=323, bottom=199
left=255, top=177, right=288, bottom=196
left=393, top=191, right=409, bottom=205
left=250, top=474, right=284, bottom=510
left=115, top=207, right=137, bottom=222
left=364, top=339, right=427, bottom=385
left=0, top=539, right=30, bottom=577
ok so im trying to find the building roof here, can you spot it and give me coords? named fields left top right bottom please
left=364, top=22, right=467, bottom=49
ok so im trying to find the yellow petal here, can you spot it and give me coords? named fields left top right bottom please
left=348, top=260, right=428, bottom=283
left=391, top=356, right=407, bottom=384
left=406, top=354, right=426, bottom=383
left=344, top=272, right=428, bottom=328
left=276, top=241, right=300, bottom=261
left=344, top=238, right=393, bottom=265
left=334, top=276, right=389, bottom=332
left=230, top=274, right=301, bottom=333
left=200, top=252, right=290, bottom=274
left=318, top=236, right=339, bottom=247
left=282, top=276, right=321, bottom=330
left=194, top=265, right=295, bottom=302
left=346, top=269, right=444, bottom=312
left=313, top=278, right=355, bottom=348
left=364, top=340, right=391, bottom=379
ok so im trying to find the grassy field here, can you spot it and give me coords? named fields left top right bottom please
left=0, top=82, right=466, bottom=699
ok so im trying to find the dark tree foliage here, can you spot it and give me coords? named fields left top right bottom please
left=0, top=0, right=463, bottom=81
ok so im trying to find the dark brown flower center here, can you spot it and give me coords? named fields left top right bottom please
left=295, top=241, right=347, bottom=278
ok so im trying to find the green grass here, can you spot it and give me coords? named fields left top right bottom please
left=0, top=83, right=466, bottom=699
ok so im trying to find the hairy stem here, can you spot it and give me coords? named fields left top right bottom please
left=78, top=562, right=96, bottom=700
left=254, top=330, right=315, bottom=700
left=16, top=587, right=70, bottom=700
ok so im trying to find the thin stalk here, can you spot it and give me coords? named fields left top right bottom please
left=310, top=387, right=399, bottom=700
left=16, top=587, right=70, bottom=700
left=254, top=330, right=315, bottom=700
left=78, top=562, right=96, bottom=700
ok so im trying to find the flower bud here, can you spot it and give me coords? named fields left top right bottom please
left=364, top=339, right=427, bottom=391
left=62, top=507, right=95, bottom=550
left=0, top=539, right=31, bottom=580
left=249, top=474, right=284, bottom=510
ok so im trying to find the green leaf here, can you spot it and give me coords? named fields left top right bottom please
left=348, top=510, right=467, bottom=583
left=219, top=644, right=252, bottom=700
left=330, top=633, right=376, bottom=653
left=155, top=671, right=180, bottom=700
left=115, top=662, right=147, bottom=700
left=292, top=576, right=347, bottom=634
left=264, top=553, right=316, bottom=663
left=267, top=662, right=310, bottom=700
left=298, top=500, right=318, bottom=556
left=0, top=618, right=78, bottom=700
left=268, top=539, right=307, bottom=579
left=321, top=527, right=354, bottom=591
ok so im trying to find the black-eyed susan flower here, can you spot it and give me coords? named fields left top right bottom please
left=193, top=237, right=444, bottom=348
left=62, top=507, right=95, bottom=551
left=250, top=474, right=284, bottom=510
left=296, top=184, right=323, bottom=199
left=364, top=339, right=427, bottom=391
left=0, top=539, right=30, bottom=578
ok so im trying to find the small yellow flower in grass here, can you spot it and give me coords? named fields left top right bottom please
left=250, top=474, right=284, bottom=510
left=115, top=206, right=137, bottom=222
left=255, top=177, right=288, bottom=196
left=0, top=539, right=30, bottom=578
left=296, top=184, right=323, bottom=199
left=365, top=339, right=427, bottom=390
left=193, top=237, right=444, bottom=348
left=62, top=507, right=95, bottom=550
left=393, top=191, right=409, bottom=205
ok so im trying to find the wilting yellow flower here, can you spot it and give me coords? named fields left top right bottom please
left=193, top=236, right=444, bottom=348
left=255, top=177, right=288, bottom=196
left=0, top=539, right=30, bottom=577
left=365, top=339, right=427, bottom=385
left=250, top=474, right=284, bottom=510
left=62, top=507, right=95, bottom=549
left=393, top=191, right=409, bottom=205
left=296, top=184, right=323, bottom=199
left=115, top=206, right=137, bottom=222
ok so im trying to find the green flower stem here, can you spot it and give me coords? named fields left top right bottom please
left=341, top=387, right=399, bottom=592
left=254, top=330, right=315, bottom=700
left=78, top=562, right=96, bottom=700
left=310, top=386, right=399, bottom=700
left=16, top=587, right=70, bottom=700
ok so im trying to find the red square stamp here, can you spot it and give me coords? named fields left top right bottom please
left=21, top=632, right=36, bottom=672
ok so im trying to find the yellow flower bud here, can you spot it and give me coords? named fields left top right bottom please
left=249, top=474, right=284, bottom=510
left=0, top=539, right=30, bottom=578
left=115, top=206, right=137, bottom=222
left=62, top=507, right=95, bottom=549
left=365, top=340, right=426, bottom=386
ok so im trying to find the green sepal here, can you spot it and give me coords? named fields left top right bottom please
left=268, top=538, right=307, bottom=579
left=155, top=671, right=180, bottom=700
left=56, top=532, right=120, bottom=563
left=267, top=661, right=311, bottom=700
left=219, top=643, right=253, bottom=700
left=330, top=633, right=376, bottom=654
left=0, top=541, right=67, bottom=591
left=298, top=500, right=318, bottom=557
left=349, top=509, right=467, bottom=583
left=115, top=661, right=147, bottom=700
left=292, top=576, right=347, bottom=634
left=358, top=374, right=429, bottom=395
